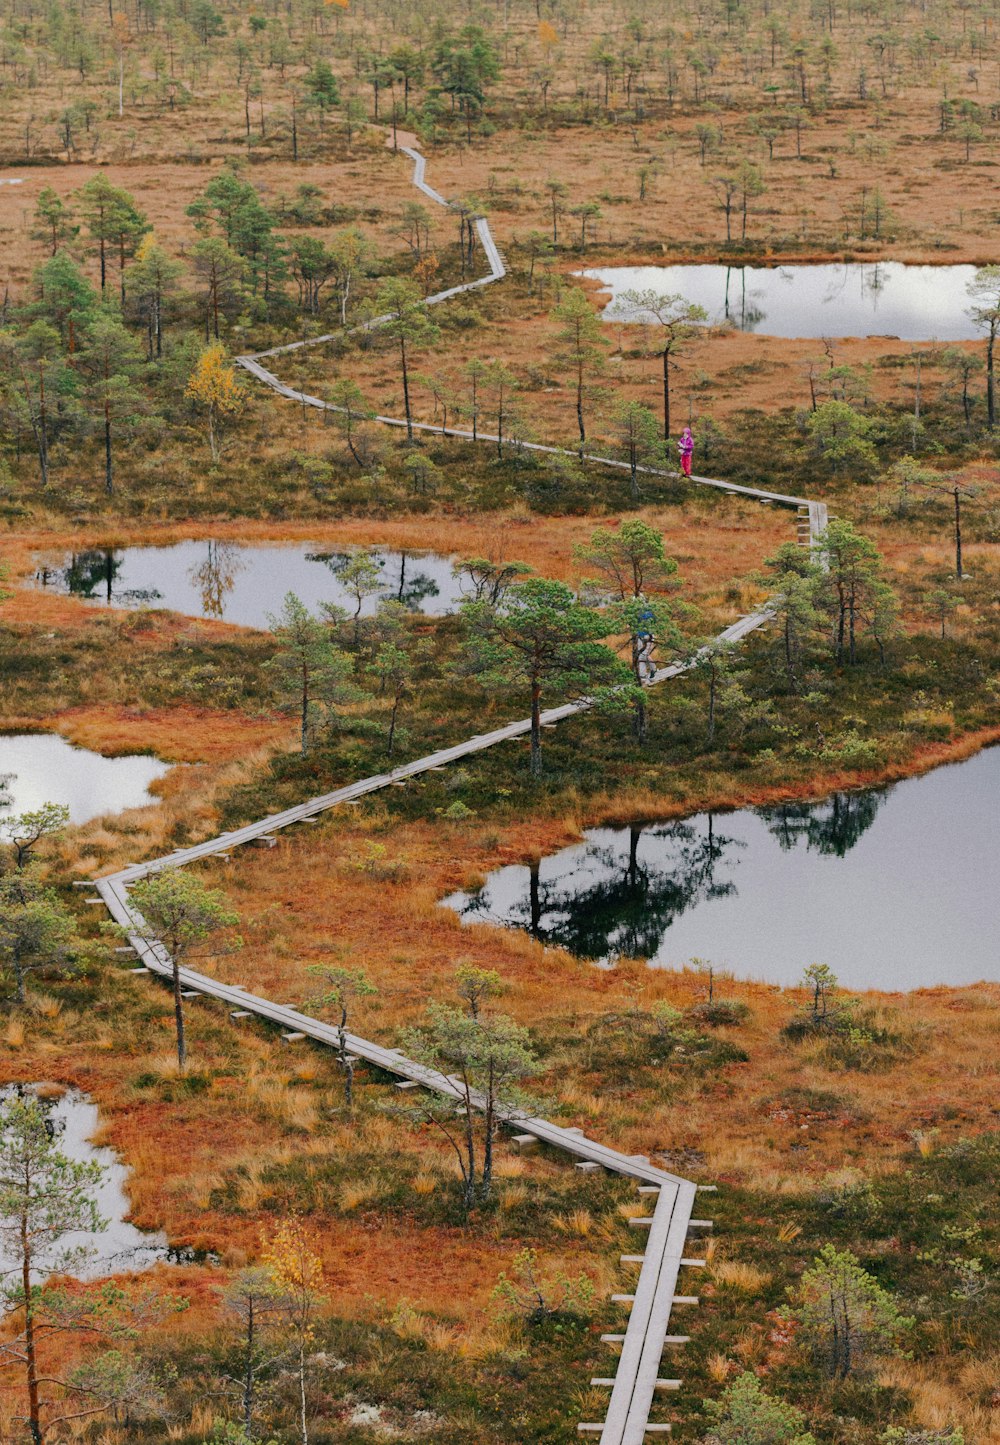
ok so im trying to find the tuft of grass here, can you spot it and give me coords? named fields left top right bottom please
left=499, top=1183, right=530, bottom=1211
left=711, top=1259, right=772, bottom=1293
left=552, top=1208, right=594, bottom=1237
left=707, top=1351, right=733, bottom=1383
left=338, top=1179, right=382, bottom=1213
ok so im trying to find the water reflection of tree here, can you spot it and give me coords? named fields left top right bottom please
left=51, top=548, right=161, bottom=608
left=61, top=549, right=124, bottom=602
left=308, top=548, right=440, bottom=612
left=723, top=268, right=767, bottom=332
left=188, top=539, right=245, bottom=619
left=387, top=550, right=440, bottom=610
left=464, top=818, right=742, bottom=962
left=756, top=788, right=886, bottom=857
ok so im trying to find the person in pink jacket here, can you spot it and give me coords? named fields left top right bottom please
left=678, top=425, right=694, bottom=478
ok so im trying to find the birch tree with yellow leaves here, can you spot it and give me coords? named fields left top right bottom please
left=260, top=1221, right=325, bottom=1445
left=185, top=343, right=247, bottom=461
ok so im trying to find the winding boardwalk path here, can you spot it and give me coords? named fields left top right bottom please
left=86, top=139, right=831, bottom=1442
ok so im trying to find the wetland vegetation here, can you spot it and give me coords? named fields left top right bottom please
left=0, top=0, right=999, bottom=1441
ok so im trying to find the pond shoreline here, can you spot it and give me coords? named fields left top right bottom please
left=450, top=729, right=1000, bottom=991
left=566, top=721, right=1000, bottom=833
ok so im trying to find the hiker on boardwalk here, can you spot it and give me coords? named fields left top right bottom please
left=678, top=425, right=694, bottom=478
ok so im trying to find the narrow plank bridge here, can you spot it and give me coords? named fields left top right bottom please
left=82, top=138, right=832, bottom=1442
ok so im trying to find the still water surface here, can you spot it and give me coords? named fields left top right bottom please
left=583, top=262, right=980, bottom=340
left=0, top=734, right=170, bottom=823
left=33, top=540, right=464, bottom=628
left=445, top=747, right=1000, bottom=990
left=0, top=1086, right=171, bottom=1280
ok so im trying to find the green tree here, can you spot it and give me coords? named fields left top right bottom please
left=462, top=578, right=627, bottom=776
left=0, top=323, right=76, bottom=488
left=916, top=473, right=978, bottom=581
left=401, top=1003, right=539, bottom=1208
left=130, top=236, right=182, bottom=360
left=192, top=237, right=247, bottom=340
left=369, top=631, right=429, bottom=758
left=265, top=592, right=363, bottom=752
left=430, top=26, right=500, bottom=142
left=690, top=637, right=769, bottom=746
left=189, top=0, right=225, bottom=44
left=373, top=277, right=440, bottom=442
left=328, top=378, right=373, bottom=467
left=553, top=286, right=607, bottom=449
left=0, top=1093, right=100, bottom=1444
left=802, top=961, right=839, bottom=1024
left=390, top=45, right=424, bottom=114
left=483, top=359, right=519, bottom=458
left=616, top=289, right=707, bottom=438
left=304, top=60, right=339, bottom=123
left=327, top=549, right=383, bottom=648
left=31, top=188, right=77, bottom=257
left=816, top=519, right=892, bottom=664
left=0, top=1097, right=185, bottom=1443
left=456, top=963, right=505, bottom=1019
left=78, top=176, right=148, bottom=302
left=0, top=803, right=70, bottom=869
left=702, top=1371, right=816, bottom=1445
left=806, top=400, right=879, bottom=477
left=78, top=312, right=145, bottom=496
left=575, top=520, right=683, bottom=740
left=289, top=236, right=335, bottom=316
left=609, top=397, right=667, bottom=500
left=758, top=542, right=822, bottom=692
left=789, top=1243, right=913, bottom=1377
left=736, top=158, right=766, bottom=240
left=32, top=252, right=96, bottom=354
left=217, top=1267, right=291, bottom=1440
left=940, top=346, right=983, bottom=431
left=0, top=869, right=78, bottom=1007
left=544, top=177, right=567, bottom=245
left=924, top=587, right=958, bottom=638
left=329, top=226, right=373, bottom=327
left=126, top=872, right=241, bottom=1070
left=454, top=556, right=533, bottom=606
left=306, top=964, right=377, bottom=1105
left=65, top=1351, right=166, bottom=1433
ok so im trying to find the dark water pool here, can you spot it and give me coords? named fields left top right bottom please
left=583, top=262, right=981, bottom=341
left=0, top=1086, right=172, bottom=1280
left=0, top=734, right=170, bottom=823
left=32, top=540, right=464, bottom=628
left=444, top=747, right=1000, bottom=991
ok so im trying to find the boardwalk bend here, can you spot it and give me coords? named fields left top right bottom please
left=84, top=138, right=829, bottom=1443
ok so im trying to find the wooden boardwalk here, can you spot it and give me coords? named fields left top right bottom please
left=235, top=141, right=828, bottom=549
left=97, top=866, right=705, bottom=1444
left=89, top=137, right=833, bottom=1444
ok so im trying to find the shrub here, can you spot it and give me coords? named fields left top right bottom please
left=787, top=1243, right=913, bottom=1378
left=702, top=1371, right=816, bottom=1445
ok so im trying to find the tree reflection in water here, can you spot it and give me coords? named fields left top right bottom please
left=42, top=548, right=161, bottom=607
left=460, top=817, right=743, bottom=963
left=387, top=550, right=440, bottom=610
left=307, top=548, right=441, bottom=612
left=188, top=539, right=245, bottom=619
left=456, top=789, right=889, bottom=966
left=755, top=788, right=886, bottom=858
